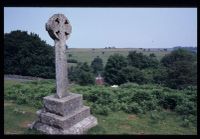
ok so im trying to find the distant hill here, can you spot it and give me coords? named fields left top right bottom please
left=173, top=46, right=197, bottom=53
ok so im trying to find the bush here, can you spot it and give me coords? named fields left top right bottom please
left=4, top=79, right=197, bottom=119
left=69, top=62, right=95, bottom=85
left=152, top=66, right=168, bottom=85
left=152, top=90, right=165, bottom=100
left=140, top=100, right=157, bottom=111
left=160, top=93, right=183, bottom=110
left=109, top=100, right=121, bottom=111
left=78, top=71, right=95, bottom=85
left=91, top=103, right=110, bottom=116
left=180, top=118, right=190, bottom=127
left=141, top=68, right=154, bottom=83
left=67, top=59, right=78, bottom=63
left=4, top=80, right=55, bottom=108
left=149, top=110, right=166, bottom=124
left=122, top=102, right=143, bottom=114
left=72, top=83, right=196, bottom=117
left=175, top=100, right=196, bottom=116
left=120, top=82, right=139, bottom=89
left=83, top=88, right=116, bottom=104
left=132, top=91, right=153, bottom=103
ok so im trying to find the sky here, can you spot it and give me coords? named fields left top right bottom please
left=4, top=8, right=197, bottom=48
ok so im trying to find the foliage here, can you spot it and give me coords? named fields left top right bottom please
left=71, top=83, right=196, bottom=123
left=4, top=30, right=55, bottom=78
left=67, top=59, right=78, bottom=63
left=127, top=51, right=159, bottom=69
left=4, top=100, right=197, bottom=134
left=152, top=65, right=168, bottom=85
left=4, top=80, right=197, bottom=127
left=159, top=92, right=183, bottom=110
left=122, top=102, right=143, bottom=114
left=161, top=48, right=197, bottom=89
left=175, top=100, right=196, bottom=116
left=161, top=48, right=196, bottom=67
left=104, top=54, right=127, bottom=85
left=149, top=53, right=156, bottom=58
left=103, top=49, right=196, bottom=89
left=68, top=62, right=95, bottom=85
left=4, top=80, right=55, bottom=109
left=141, top=68, right=154, bottom=84
left=91, top=103, right=110, bottom=116
left=119, top=66, right=146, bottom=84
left=68, top=53, right=72, bottom=57
left=90, top=56, right=104, bottom=75
left=103, top=51, right=162, bottom=85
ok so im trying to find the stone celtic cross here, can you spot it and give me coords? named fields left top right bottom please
left=46, top=14, right=72, bottom=98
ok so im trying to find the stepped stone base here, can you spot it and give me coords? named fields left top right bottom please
left=43, top=93, right=83, bottom=116
left=31, top=93, right=97, bottom=134
left=33, top=115, right=97, bottom=134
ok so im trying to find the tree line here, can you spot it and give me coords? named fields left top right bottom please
left=4, top=30, right=197, bottom=89
left=103, top=49, right=196, bottom=89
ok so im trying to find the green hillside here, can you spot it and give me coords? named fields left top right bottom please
left=67, top=48, right=170, bottom=66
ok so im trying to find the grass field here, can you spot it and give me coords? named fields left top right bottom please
left=4, top=100, right=196, bottom=135
left=66, top=48, right=170, bottom=65
left=4, top=79, right=197, bottom=135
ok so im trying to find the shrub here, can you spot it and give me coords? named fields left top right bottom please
left=91, top=103, right=110, bottom=116
left=122, top=102, right=143, bottom=114
left=149, top=110, right=166, bottom=124
left=140, top=100, right=157, bottom=111
left=160, top=93, right=183, bottom=110
left=175, top=100, right=196, bottom=116
left=67, top=59, right=78, bottom=63
left=180, top=118, right=190, bottom=128
left=4, top=80, right=197, bottom=119
left=4, top=80, right=55, bottom=108
left=152, top=90, right=165, bottom=100
left=69, top=62, right=95, bottom=85
left=78, top=71, right=95, bottom=85
left=153, top=66, right=168, bottom=85
left=120, top=82, right=139, bottom=89
left=132, top=91, right=153, bottom=103
left=142, top=68, right=154, bottom=83
left=109, top=100, right=121, bottom=111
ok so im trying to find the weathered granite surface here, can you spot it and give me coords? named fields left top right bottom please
left=43, top=93, right=83, bottom=116
left=33, top=115, right=97, bottom=134
left=31, top=14, right=98, bottom=134
left=32, top=93, right=97, bottom=134
left=38, top=106, right=90, bottom=129
left=46, top=14, right=72, bottom=99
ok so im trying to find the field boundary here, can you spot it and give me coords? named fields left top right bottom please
left=4, top=74, right=45, bottom=82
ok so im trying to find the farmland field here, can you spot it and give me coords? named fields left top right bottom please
left=66, top=48, right=170, bottom=65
